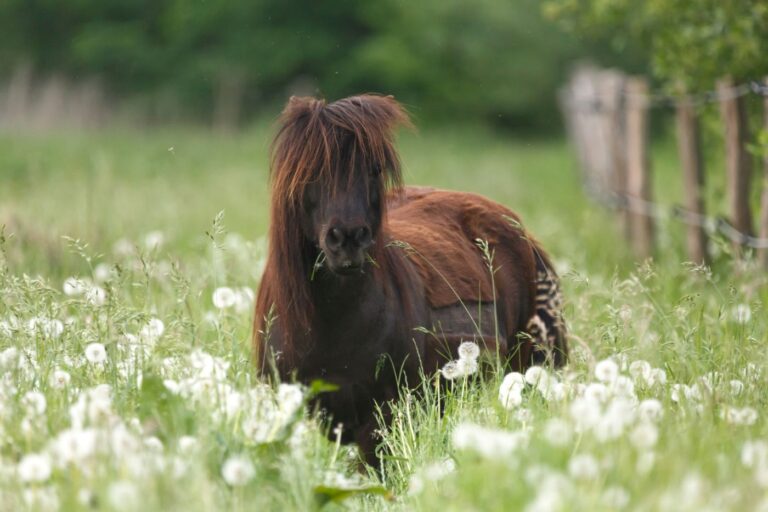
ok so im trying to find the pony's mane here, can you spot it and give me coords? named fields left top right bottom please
left=255, top=94, right=411, bottom=368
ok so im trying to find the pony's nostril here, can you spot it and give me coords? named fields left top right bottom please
left=354, top=226, right=372, bottom=247
left=326, top=227, right=344, bottom=250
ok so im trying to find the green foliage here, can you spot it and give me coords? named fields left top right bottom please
left=0, top=0, right=597, bottom=128
left=544, top=0, right=768, bottom=90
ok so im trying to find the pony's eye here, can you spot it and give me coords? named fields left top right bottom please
left=371, top=164, right=382, bottom=177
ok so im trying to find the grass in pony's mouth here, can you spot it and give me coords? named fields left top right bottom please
left=0, top=126, right=766, bottom=511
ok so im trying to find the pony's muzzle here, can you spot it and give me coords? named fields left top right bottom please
left=322, top=224, right=372, bottom=274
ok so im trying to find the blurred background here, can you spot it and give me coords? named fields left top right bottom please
left=0, top=0, right=766, bottom=276
left=0, top=0, right=649, bottom=131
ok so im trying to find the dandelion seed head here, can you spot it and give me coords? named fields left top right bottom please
left=17, top=453, right=52, bottom=483
left=456, top=356, right=478, bottom=377
left=212, top=287, right=237, bottom=309
left=629, top=423, right=659, bottom=449
left=542, top=418, right=572, bottom=447
left=595, top=358, right=619, bottom=383
left=731, top=304, right=751, bottom=324
left=458, top=341, right=480, bottom=361
left=85, top=286, right=107, bottom=307
left=221, top=455, right=255, bottom=486
left=568, top=453, right=599, bottom=480
left=22, top=391, right=47, bottom=416
left=50, top=369, right=71, bottom=389
left=441, top=360, right=462, bottom=380
left=84, top=343, right=107, bottom=365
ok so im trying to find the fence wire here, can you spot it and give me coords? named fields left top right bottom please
left=583, top=183, right=768, bottom=250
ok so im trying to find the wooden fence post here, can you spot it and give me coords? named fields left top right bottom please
left=675, top=95, right=708, bottom=264
left=717, top=77, right=754, bottom=250
left=759, top=77, right=768, bottom=268
left=600, top=70, right=629, bottom=238
left=625, top=77, right=654, bottom=258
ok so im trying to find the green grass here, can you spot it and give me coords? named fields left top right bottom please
left=0, top=124, right=766, bottom=511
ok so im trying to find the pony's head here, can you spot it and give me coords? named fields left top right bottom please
left=263, top=94, right=410, bottom=340
left=270, top=94, right=409, bottom=276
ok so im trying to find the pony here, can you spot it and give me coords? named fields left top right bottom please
left=253, top=94, right=566, bottom=466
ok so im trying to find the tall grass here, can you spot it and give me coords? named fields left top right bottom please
left=0, top=125, right=766, bottom=511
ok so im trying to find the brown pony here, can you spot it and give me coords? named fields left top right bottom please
left=253, top=94, right=566, bottom=466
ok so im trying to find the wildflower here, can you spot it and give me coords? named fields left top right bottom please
left=647, top=368, right=667, bottom=387
left=741, top=440, right=768, bottom=468
left=601, top=486, right=630, bottom=509
left=456, top=356, right=478, bottom=377
left=638, top=399, right=664, bottom=422
left=0, top=346, right=19, bottom=370
left=50, top=369, right=71, bottom=389
left=234, top=287, right=256, bottom=313
left=721, top=406, right=758, bottom=426
left=514, top=408, right=533, bottom=423
left=595, top=358, right=619, bottom=383
left=542, top=418, right=572, bottom=447
left=17, top=453, right=52, bottom=483
left=178, top=436, right=198, bottom=454
left=108, top=481, right=139, bottom=511
left=212, top=287, right=237, bottom=309
left=584, top=382, right=609, bottom=403
left=144, top=231, right=165, bottom=250
left=221, top=455, right=255, bottom=486
left=85, top=286, right=107, bottom=306
left=458, top=341, right=480, bottom=361
left=139, top=318, right=165, bottom=342
left=524, top=366, right=548, bottom=386
left=84, top=343, right=107, bottom=365
left=629, top=423, right=659, bottom=449
left=629, top=360, right=651, bottom=383
left=499, top=372, right=526, bottom=409
left=731, top=304, right=751, bottom=324
left=50, top=428, right=98, bottom=466
left=730, top=379, right=745, bottom=396
left=452, top=422, right=528, bottom=459
left=113, top=238, right=135, bottom=257
left=636, top=451, right=655, bottom=475
left=441, top=360, right=462, bottom=380
left=93, top=263, right=113, bottom=283
left=63, top=277, right=89, bottom=296
left=27, top=317, right=64, bottom=338
left=22, top=391, right=47, bottom=416
left=568, top=453, right=599, bottom=480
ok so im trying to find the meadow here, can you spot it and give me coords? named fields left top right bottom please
left=1, top=123, right=767, bottom=511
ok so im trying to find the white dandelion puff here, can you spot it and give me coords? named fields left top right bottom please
left=595, top=358, right=619, bottom=383
left=85, top=286, right=107, bottom=307
left=84, top=343, right=107, bottom=365
left=499, top=372, right=526, bottom=409
left=458, top=341, right=480, bottom=361
left=731, top=304, right=752, bottom=324
left=22, top=391, right=47, bottom=416
left=568, top=454, right=599, bottom=480
left=212, top=287, right=238, bottom=309
left=17, top=453, right=52, bottom=483
left=441, top=360, right=462, bottom=380
left=638, top=399, right=664, bottom=422
left=50, top=369, right=71, bottom=389
left=221, top=455, right=255, bottom=486
left=542, top=418, right=573, bottom=447
left=144, top=231, right=165, bottom=251
left=629, top=423, right=659, bottom=449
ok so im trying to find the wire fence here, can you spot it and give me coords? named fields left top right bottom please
left=560, top=66, right=768, bottom=262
